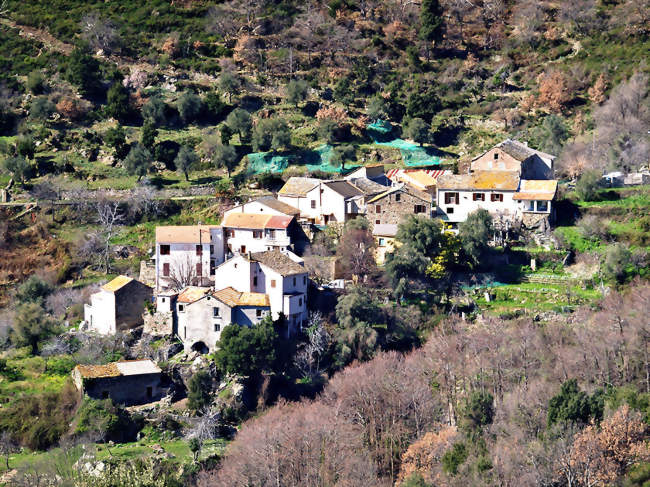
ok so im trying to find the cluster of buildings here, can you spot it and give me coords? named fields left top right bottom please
left=82, top=139, right=559, bottom=361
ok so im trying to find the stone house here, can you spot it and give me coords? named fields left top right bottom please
left=512, top=179, right=558, bottom=230
left=471, top=139, right=555, bottom=180
left=373, top=224, right=399, bottom=265
left=175, top=286, right=270, bottom=352
left=223, top=195, right=301, bottom=218
left=213, top=249, right=309, bottom=335
left=72, top=359, right=164, bottom=405
left=386, top=169, right=451, bottom=198
left=221, top=213, right=294, bottom=255
left=155, top=225, right=225, bottom=292
left=84, top=276, right=152, bottom=335
left=365, top=184, right=433, bottom=225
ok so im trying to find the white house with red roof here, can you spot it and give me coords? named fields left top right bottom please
left=221, top=213, right=294, bottom=255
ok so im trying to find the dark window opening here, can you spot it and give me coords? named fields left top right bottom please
left=214, top=323, right=220, bottom=332
left=311, top=200, right=316, bottom=209
left=196, top=245, right=202, bottom=256
left=162, top=263, right=170, bottom=277
left=160, top=245, right=170, bottom=255
left=395, top=193, right=401, bottom=202
left=447, top=207, right=454, bottom=214
left=196, top=263, right=202, bottom=276
left=491, top=193, right=503, bottom=202
left=102, top=390, right=109, bottom=399
left=494, top=153, right=499, bottom=160
left=473, top=193, right=485, bottom=201
left=146, top=386, right=152, bottom=399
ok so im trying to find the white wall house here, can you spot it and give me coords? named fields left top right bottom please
left=512, top=179, right=558, bottom=218
left=436, top=171, right=521, bottom=225
left=223, top=195, right=300, bottom=218
left=222, top=213, right=293, bottom=255
left=213, top=249, right=309, bottom=335
left=84, top=276, right=152, bottom=335
left=278, top=177, right=366, bottom=224
left=155, top=226, right=224, bottom=292
left=175, top=286, right=270, bottom=352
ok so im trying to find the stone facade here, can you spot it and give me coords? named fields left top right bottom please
left=366, top=187, right=432, bottom=226
left=143, top=311, right=174, bottom=337
left=77, top=373, right=164, bottom=405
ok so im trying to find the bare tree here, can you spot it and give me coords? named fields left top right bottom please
left=294, top=312, right=330, bottom=379
left=167, top=255, right=199, bottom=290
left=81, top=12, right=121, bottom=54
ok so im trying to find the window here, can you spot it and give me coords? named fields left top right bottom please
left=210, top=245, right=214, bottom=254
left=196, top=245, right=202, bottom=256
left=491, top=193, right=503, bottom=202
left=196, top=263, right=202, bottom=276
left=444, top=192, right=459, bottom=204
left=240, top=245, right=246, bottom=253
left=293, top=277, right=296, bottom=286
left=160, top=244, right=170, bottom=255
left=494, top=152, right=499, bottom=160
left=473, top=193, right=485, bottom=201
left=376, top=220, right=381, bottom=225
left=253, top=276, right=258, bottom=286
left=537, top=200, right=548, bottom=212
left=213, top=307, right=220, bottom=317
left=256, top=309, right=263, bottom=318
left=268, top=229, right=276, bottom=239
left=447, top=207, right=454, bottom=214
left=161, top=297, right=166, bottom=303
left=271, top=279, right=276, bottom=288
left=375, top=205, right=381, bottom=213
left=227, top=230, right=235, bottom=238
left=163, top=263, right=170, bottom=277
left=299, top=298, right=303, bottom=306
left=184, top=327, right=186, bottom=338
left=395, top=193, right=401, bottom=202
left=214, top=323, right=220, bottom=332
left=378, top=238, right=386, bottom=247
left=102, top=390, right=109, bottom=399
left=146, top=386, right=152, bottom=399
left=527, top=200, right=535, bottom=211
left=178, top=304, right=185, bottom=313
left=303, top=276, right=306, bottom=285
left=414, top=204, right=426, bottom=213
left=311, top=200, right=316, bottom=209
left=253, top=230, right=262, bottom=239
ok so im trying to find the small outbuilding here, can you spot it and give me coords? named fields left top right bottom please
left=72, top=359, right=164, bottom=405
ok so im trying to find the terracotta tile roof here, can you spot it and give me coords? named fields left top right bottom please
left=222, top=213, right=293, bottom=229
left=177, top=286, right=211, bottom=303
left=250, top=249, right=307, bottom=276
left=255, top=196, right=301, bottom=215
left=437, top=171, right=520, bottom=191
left=102, top=275, right=133, bottom=293
left=324, top=180, right=365, bottom=199
left=513, top=179, right=558, bottom=201
left=75, top=360, right=161, bottom=379
left=213, top=287, right=270, bottom=307
left=278, top=177, right=321, bottom=196
left=265, top=215, right=293, bottom=229
left=156, top=225, right=220, bottom=244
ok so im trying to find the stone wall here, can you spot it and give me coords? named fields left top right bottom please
left=522, top=212, right=551, bottom=233
left=143, top=311, right=174, bottom=337
left=115, top=280, right=153, bottom=331
left=83, top=373, right=164, bottom=405
left=366, top=190, right=432, bottom=225
left=139, top=260, right=156, bottom=287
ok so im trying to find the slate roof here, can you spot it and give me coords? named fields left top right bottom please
left=222, top=213, right=293, bottom=229
left=177, top=286, right=211, bottom=303
left=472, top=139, right=555, bottom=162
left=75, top=360, right=161, bottom=379
left=347, top=177, right=388, bottom=196
left=437, top=171, right=520, bottom=191
left=255, top=196, right=301, bottom=215
left=367, top=184, right=431, bottom=204
left=102, top=275, right=133, bottom=293
left=156, top=225, right=219, bottom=244
left=278, top=177, right=321, bottom=196
left=250, top=249, right=307, bottom=276
left=213, top=287, right=270, bottom=307
left=323, top=180, right=365, bottom=199
left=513, top=180, right=558, bottom=201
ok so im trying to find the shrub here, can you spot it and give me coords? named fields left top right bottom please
left=575, top=170, right=602, bottom=201
left=187, top=370, right=212, bottom=413
left=26, top=70, right=46, bottom=94
left=286, top=79, right=309, bottom=107
left=16, top=275, right=53, bottom=304
left=29, top=97, right=55, bottom=121
left=16, top=135, right=35, bottom=159
left=45, top=355, right=76, bottom=375
left=3, top=155, right=30, bottom=184
left=548, top=379, right=604, bottom=427
left=442, top=442, right=468, bottom=475
left=66, top=47, right=103, bottom=97
left=177, top=92, right=203, bottom=125
left=141, top=96, right=168, bottom=126
left=601, top=243, right=633, bottom=283
left=105, top=83, right=131, bottom=122
left=11, top=302, right=59, bottom=355
left=73, top=397, right=130, bottom=442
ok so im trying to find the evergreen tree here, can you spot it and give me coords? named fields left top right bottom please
left=123, top=143, right=152, bottom=181
left=140, top=120, right=158, bottom=151
left=66, top=47, right=102, bottom=97
left=420, top=0, right=444, bottom=45
left=105, top=83, right=130, bottom=122
left=212, top=144, right=239, bottom=177
left=174, top=145, right=199, bottom=181
left=286, top=79, right=309, bottom=107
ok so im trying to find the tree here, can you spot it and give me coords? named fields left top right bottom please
left=602, top=243, right=632, bottom=284
left=367, top=96, right=388, bottom=122
left=26, top=71, right=46, bottom=94
left=336, top=217, right=376, bottom=279
left=548, top=379, right=604, bottom=427
left=252, top=118, right=291, bottom=152
left=80, top=12, right=120, bottom=54
left=214, top=316, right=278, bottom=377
left=189, top=437, right=202, bottom=462
left=396, top=215, right=445, bottom=256
left=406, top=88, right=441, bottom=122
left=140, top=120, right=158, bottom=151
left=460, top=391, right=494, bottom=435
left=187, top=370, right=212, bottom=413
left=318, top=118, right=339, bottom=144
left=105, top=83, right=130, bottom=122
left=141, top=96, right=167, bottom=126
left=575, top=170, right=601, bottom=201
left=225, top=108, right=252, bottom=142
left=3, top=156, right=30, bottom=184
left=212, top=144, right=238, bottom=177
left=588, top=73, right=608, bottom=105
left=177, top=92, right=203, bottom=125
left=66, top=47, right=102, bottom=97
left=16, top=275, right=53, bottom=305
left=104, top=124, right=129, bottom=160
left=16, top=135, right=35, bottom=159
left=174, top=145, right=198, bottom=181
left=123, top=143, right=152, bottom=181
left=333, top=76, right=354, bottom=108
left=294, top=312, right=330, bottom=380
left=537, top=70, right=573, bottom=113
left=12, top=302, right=58, bottom=355
left=330, top=144, right=355, bottom=170
left=404, top=117, right=429, bottom=145
left=29, top=97, right=55, bottom=121
left=335, top=286, right=383, bottom=330
left=458, top=209, right=493, bottom=268
left=286, top=79, right=308, bottom=107
left=204, top=92, right=227, bottom=120
left=420, top=0, right=444, bottom=45
left=218, top=72, right=240, bottom=103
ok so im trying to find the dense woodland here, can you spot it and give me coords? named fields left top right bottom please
left=0, top=0, right=649, bottom=485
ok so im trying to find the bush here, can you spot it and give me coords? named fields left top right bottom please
left=575, top=170, right=602, bottom=201
left=548, top=379, right=604, bottom=427
left=187, top=370, right=212, bottom=413
left=105, top=83, right=131, bottom=122
left=286, top=79, right=309, bottom=107
left=26, top=70, right=46, bottom=94
left=12, top=302, right=59, bottom=355
left=177, top=92, right=203, bottom=125
left=45, top=355, right=77, bottom=375
left=601, top=243, right=633, bottom=283
left=29, top=96, right=55, bottom=120
left=442, top=442, right=468, bottom=475
left=16, top=275, right=53, bottom=304
left=141, top=96, right=168, bottom=126
left=66, top=47, right=103, bottom=97
left=3, top=155, right=30, bottom=183
left=74, top=397, right=132, bottom=442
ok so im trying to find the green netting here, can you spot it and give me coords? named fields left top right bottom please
left=247, top=145, right=361, bottom=175
left=374, top=138, right=444, bottom=167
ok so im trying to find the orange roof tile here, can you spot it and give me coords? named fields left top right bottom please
left=222, top=213, right=293, bottom=229
left=156, top=225, right=220, bottom=244
left=513, top=179, right=558, bottom=201
left=177, top=286, right=211, bottom=303
left=213, top=287, right=270, bottom=307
